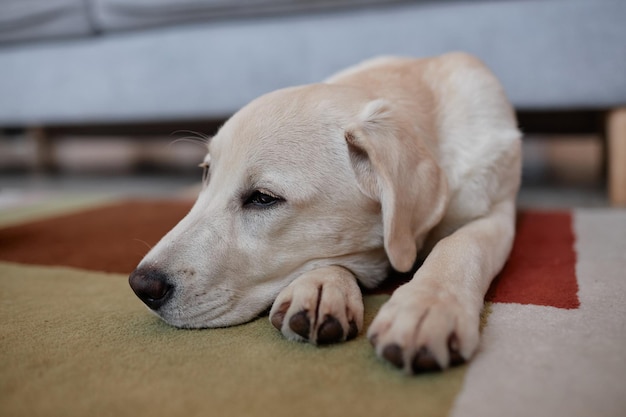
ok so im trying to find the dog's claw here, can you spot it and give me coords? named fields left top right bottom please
left=382, top=344, right=404, bottom=369
left=347, top=320, right=359, bottom=340
left=317, top=316, right=344, bottom=344
left=411, top=347, right=442, bottom=373
left=289, top=310, right=311, bottom=339
left=270, top=302, right=290, bottom=330
left=270, top=312, right=285, bottom=331
left=448, top=333, right=466, bottom=367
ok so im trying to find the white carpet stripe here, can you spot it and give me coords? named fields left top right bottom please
left=450, top=209, right=626, bottom=417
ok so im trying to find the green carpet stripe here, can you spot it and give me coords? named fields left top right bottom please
left=0, top=262, right=467, bottom=417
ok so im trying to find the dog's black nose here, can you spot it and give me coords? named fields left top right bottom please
left=129, top=267, right=173, bottom=310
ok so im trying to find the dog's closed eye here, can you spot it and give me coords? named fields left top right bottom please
left=198, top=162, right=210, bottom=184
left=243, top=190, right=284, bottom=208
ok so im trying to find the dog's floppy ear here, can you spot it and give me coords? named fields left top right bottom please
left=345, top=99, right=448, bottom=272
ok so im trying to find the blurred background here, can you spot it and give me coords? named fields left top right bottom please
left=1, top=0, right=625, bottom=209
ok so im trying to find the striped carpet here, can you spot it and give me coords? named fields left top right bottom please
left=0, top=199, right=624, bottom=417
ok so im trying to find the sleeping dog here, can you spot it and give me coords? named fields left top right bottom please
left=129, top=53, right=521, bottom=374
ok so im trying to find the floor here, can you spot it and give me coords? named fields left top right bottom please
left=0, top=133, right=611, bottom=210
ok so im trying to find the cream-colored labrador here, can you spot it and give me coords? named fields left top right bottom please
left=129, top=52, right=521, bottom=374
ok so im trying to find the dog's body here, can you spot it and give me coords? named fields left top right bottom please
left=129, top=53, right=521, bottom=374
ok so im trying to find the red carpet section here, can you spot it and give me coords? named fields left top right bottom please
left=485, top=211, right=579, bottom=309
left=0, top=201, right=579, bottom=309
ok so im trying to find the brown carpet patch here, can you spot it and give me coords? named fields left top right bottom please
left=0, top=201, right=579, bottom=308
left=0, top=200, right=192, bottom=273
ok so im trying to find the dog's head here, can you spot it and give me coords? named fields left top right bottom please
left=129, top=84, right=447, bottom=328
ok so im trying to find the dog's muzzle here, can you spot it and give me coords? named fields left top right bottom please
left=128, top=267, right=173, bottom=310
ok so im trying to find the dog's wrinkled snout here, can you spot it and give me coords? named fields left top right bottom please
left=129, top=267, right=173, bottom=310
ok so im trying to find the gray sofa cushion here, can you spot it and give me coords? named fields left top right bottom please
left=0, top=0, right=421, bottom=44
left=0, top=0, right=624, bottom=126
left=0, top=0, right=94, bottom=44
left=91, top=0, right=415, bottom=31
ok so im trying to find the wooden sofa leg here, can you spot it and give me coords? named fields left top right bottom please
left=29, top=127, right=56, bottom=173
left=607, top=108, right=626, bottom=206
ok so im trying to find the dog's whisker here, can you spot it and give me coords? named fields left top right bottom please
left=167, top=136, right=210, bottom=149
left=168, top=129, right=212, bottom=151
left=170, top=130, right=212, bottom=144
left=133, top=238, right=153, bottom=251
left=187, top=286, right=243, bottom=305
left=171, top=129, right=212, bottom=140
left=176, top=299, right=233, bottom=324
left=212, top=286, right=247, bottom=299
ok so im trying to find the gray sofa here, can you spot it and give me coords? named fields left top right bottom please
left=1, top=0, right=625, bottom=202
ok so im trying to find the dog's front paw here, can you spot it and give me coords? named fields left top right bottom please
left=269, top=266, right=363, bottom=345
left=368, top=282, right=480, bottom=374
